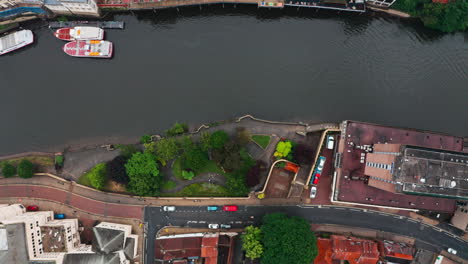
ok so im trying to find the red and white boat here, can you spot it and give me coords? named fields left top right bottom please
left=63, top=40, right=113, bottom=58
left=54, top=27, right=104, bottom=41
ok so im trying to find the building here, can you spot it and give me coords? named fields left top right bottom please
left=365, top=144, right=467, bottom=200
left=0, top=204, right=138, bottom=264
left=333, top=121, right=465, bottom=212
left=315, top=235, right=380, bottom=264
left=44, top=0, right=99, bottom=16
left=378, top=240, right=414, bottom=264
left=0, top=0, right=45, bottom=21
left=155, top=232, right=237, bottom=264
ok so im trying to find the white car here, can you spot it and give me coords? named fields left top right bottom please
left=310, top=186, right=317, bottom=199
left=326, top=135, right=335, bottom=150
left=208, top=224, right=219, bottom=229
left=448, top=248, right=457, bottom=255
left=220, top=224, right=231, bottom=229
left=163, top=206, right=176, bottom=212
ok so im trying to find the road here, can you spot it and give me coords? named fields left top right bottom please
left=144, top=205, right=468, bottom=264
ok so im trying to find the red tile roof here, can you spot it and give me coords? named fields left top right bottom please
left=314, top=235, right=380, bottom=264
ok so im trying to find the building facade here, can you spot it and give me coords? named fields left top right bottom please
left=44, top=0, right=99, bottom=16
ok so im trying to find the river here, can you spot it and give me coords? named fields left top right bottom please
left=1, top=6, right=467, bottom=155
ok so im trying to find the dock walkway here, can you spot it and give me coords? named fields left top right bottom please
left=49, top=21, right=124, bottom=29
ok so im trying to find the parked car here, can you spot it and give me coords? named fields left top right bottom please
left=310, top=156, right=326, bottom=185
left=208, top=224, right=219, bottom=229
left=163, top=206, right=176, bottom=212
left=310, top=186, right=317, bottom=199
left=207, top=206, right=219, bottom=211
left=448, top=248, right=457, bottom=255
left=54, top=214, right=65, bottom=219
left=26, top=205, right=39, bottom=211
left=223, top=205, right=238, bottom=212
left=220, top=224, right=231, bottom=229
left=326, top=135, right=335, bottom=150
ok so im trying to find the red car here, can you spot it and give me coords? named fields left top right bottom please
left=313, top=173, right=321, bottom=185
left=223, top=205, right=238, bottom=212
left=26, top=206, right=39, bottom=211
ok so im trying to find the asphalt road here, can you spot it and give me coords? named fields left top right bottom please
left=144, top=205, right=468, bottom=264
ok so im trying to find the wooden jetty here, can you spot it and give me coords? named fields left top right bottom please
left=49, top=21, right=124, bottom=29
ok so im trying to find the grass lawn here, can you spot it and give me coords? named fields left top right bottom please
left=161, top=183, right=229, bottom=197
left=172, top=158, right=225, bottom=180
left=252, top=135, right=271, bottom=149
left=162, top=180, right=177, bottom=191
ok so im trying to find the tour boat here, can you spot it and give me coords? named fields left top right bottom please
left=54, top=27, right=104, bottom=41
left=0, top=30, right=34, bottom=55
left=63, top=40, right=113, bottom=58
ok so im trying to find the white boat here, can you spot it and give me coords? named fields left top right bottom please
left=0, top=30, right=34, bottom=55
left=54, top=27, right=104, bottom=41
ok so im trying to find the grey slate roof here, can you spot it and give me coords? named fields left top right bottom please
left=62, top=252, right=120, bottom=264
left=92, top=227, right=125, bottom=254
left=0, top=223, right=29, bottom=264
left=123, top=237, right=135, bottom=260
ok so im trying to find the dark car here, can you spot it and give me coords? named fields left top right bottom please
left=26, top=206, right=39, bottom=211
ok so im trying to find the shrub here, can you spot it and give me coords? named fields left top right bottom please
left=86, top=163, right=106, bottom=190
left=18, top=159, right=34, bottom=178
left=210, top=130, right=229, bottom=150
left=55, top=155, right=64, bottom=167
left=140, top=134, right=152, bottom=144
left=118, top=144, right=139, bottom=159
left=106, top=156, right=129, bottom=185
left=165, top=122, right=188, bottom=137
left=200, top=132, right=212, bottom=152
left=182, top=170, right=195, bottom=180
left=2, top=162, right=16, bottom=177
left=242, top=226, right=263, bottom=260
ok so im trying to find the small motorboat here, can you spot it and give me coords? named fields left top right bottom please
left=54, top=27, right=104, bottom=41
left=63, top=40, right=113, bottom=58
left=0, top=30, right=34, bottom=55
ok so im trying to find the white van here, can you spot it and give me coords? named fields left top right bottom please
left=326, top=135, right=335, bottom=150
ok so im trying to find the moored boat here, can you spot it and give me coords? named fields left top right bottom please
left=63, top=40, right=113, bottom=58
left=54, top=27, right=104, bottom=41
left=0, top=30, right=34, bottom=56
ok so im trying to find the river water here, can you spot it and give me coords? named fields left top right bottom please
left=1, top=6, right=467, bottom=155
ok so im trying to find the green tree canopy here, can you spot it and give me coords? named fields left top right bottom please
left=140, top=134, right=152, bottom=144
left=242, top=225, right=263, bottom=260
left=200, top=132, right=212, bottom=152
left=86, top=163, right=106, bottom=190
left=210, top=130, right=229, bottom=150
left=260, top=213, right=318, bottom=264
left=181, top=143, right=208, bottom=172
left=165, top=122, right=188, bottom=137
left=155, top=138, right=180, bottom=165
left=118, top=144, right=139, bottom=159
left=274, top=141, right=292, bottom=159
left=18, top=159, right=34, bottom=179
left=2, top=162, right=16, bottom=178
left=125, top=152, right=162, bottom=196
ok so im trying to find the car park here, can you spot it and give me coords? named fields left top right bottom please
left=223, top=205, right=238, bottom=212
left=54, top=214, right=65, bottom=219
left=26, top=205, right=39, bottom=211
left=208, top=224, right=219, bottom=229
left=326, top=135, right=335, bottom=150
left=163, top=206, right=176, bottom=212
left=207, top=206, right=219, bottom=211
left=310, top=186, right=317, bottom=199
left=220, top=224, right=231, bottom=229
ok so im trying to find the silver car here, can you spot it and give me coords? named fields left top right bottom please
left=310, top=186, right=317, bottom=199
left=163, top=206, right=176, bottom=212
left=208, top=224, right=219, bottom=229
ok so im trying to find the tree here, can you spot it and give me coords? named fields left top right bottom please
left=18, top=159, right=34, bottom=178
left=242, top=225, right=263, bottom=260
left=155, top=138, right=180, bottom=165
left=125, top=152, right=162, bottom=196
left=106, top=156, right=129, bottom=185
left=235, top=127, right=251, bottom=146
left=165, top=122, right=188, bottom=137
left=181, top=144, right=208, bottom=172
left=140, top=134, right=152, bottom=144
left=86, top=163, right=106, bottom=190
left=118, top=144, right=139, bottom=159
left=293, top=144, right=314, bottom=165
left=200, top=132, right=212, bottom=152
left=274, top=141, right=292, bottom=159
left=210, top=130, right=229, bottom=150
left=260, top=213, right=318, bottom=264
left=246, top=160, right=266, bottom=187
left=2, top=162, right=16, bottom=177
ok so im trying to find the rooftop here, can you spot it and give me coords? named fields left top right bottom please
left=315, top=235, right=380, bottom=264
left=0, top=223, right=29, bottom=264
left=336, top=121, right=462, bottom=212
left=40, top=226, right=67, bottom=252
